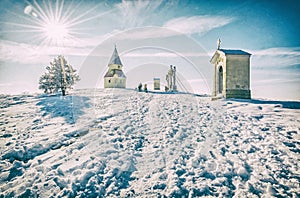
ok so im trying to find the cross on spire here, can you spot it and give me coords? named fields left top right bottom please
left=217, top=38, right=221, bottom=50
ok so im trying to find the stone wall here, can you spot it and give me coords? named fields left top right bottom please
left=224, top=89, right=251, bottom=99
left=226, top=55, right=250, bottom=91
left=104, top=77, right=126, bottom=88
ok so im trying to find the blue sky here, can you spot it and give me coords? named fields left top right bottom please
left=0, top=0, right=299, bottom=100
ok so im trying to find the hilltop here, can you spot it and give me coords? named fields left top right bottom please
left=0, top=89, right=299, bottom=197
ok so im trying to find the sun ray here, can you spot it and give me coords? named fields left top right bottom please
left=46, top=0, right=55, bottom=22
left=31, top=0, right=50, bottom=23
left=4, top=9, right=43, bottom=26
left=0, top=30, right=43, bottom=33
left=0, top=22, right=44, bottom=30
left=57, top=0, right=64, bottom=22
left=55, top=0, right=59, bottom=21
left=68, top=30, right=90, bottom=36
left=66, top=3, right=101, bottom=26
left=60, top=0, right=83, bottom=24
left=68, top=9, right=116, bottom=27
left=42, top=0, right=51, bottom=21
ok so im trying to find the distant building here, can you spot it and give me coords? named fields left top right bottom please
left=104, top=45, right=126, bottom=88
left=153, top=78, right=160, bottom=90
left=210, top=41, right=251, bottom=99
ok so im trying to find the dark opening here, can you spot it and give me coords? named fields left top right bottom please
left=218, top=66, right=223, bottom=94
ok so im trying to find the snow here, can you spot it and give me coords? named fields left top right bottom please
left=0, top=89, right=299, bottom=197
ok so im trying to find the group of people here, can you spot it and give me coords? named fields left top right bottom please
left=138, top=83, right=147, bottom=92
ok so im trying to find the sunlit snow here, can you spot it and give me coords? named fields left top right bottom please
left=0, top=89, right=299, bottom=197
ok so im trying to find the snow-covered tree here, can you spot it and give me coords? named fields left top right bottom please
left=39, top=55, right=80, bottom=96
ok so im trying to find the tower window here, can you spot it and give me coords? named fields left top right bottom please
left=108, top=80, right=111, bottom=83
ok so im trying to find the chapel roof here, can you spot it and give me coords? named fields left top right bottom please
left=218, top=49, right=251, bottom=55
left=108, top=45, right=123, bottom=66
left=210, top=48, right=251, bottom=64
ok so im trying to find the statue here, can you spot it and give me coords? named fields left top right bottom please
left=166, top=65, right=177, bottom=92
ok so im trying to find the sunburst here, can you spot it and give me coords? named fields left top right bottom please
left=42, top=20, right=69, bottom=45
left=2, top=0, right=115, bottom=47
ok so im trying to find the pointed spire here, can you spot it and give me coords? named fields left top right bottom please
left=108, top=44, right=123, bottom=66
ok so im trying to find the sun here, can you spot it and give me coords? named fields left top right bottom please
left=42, top=20, right=70, bottom=45
left=5, top=0, right=113, bottom=47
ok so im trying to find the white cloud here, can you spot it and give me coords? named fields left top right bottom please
left=252, top=78, right=300, bottom=85
left=0, top=83, right=13, bottom=87
left=63, top=32, right=119, bottom=48
left=115, top=0, right=165, bottom=27
left=250, top=47, right=300, bottom=100
left=251, top=47, right=300, bottom=56
left=250, top=47, right=300, bottom=68
left=124, top=51, right=210, bottom=58
left=0, top=40, right=93, bottom=64
left=163, top=16, right=235, bottom=35
left=116, top=27, right=180, bottom=40
left=0, top=40, right=49, bottom=64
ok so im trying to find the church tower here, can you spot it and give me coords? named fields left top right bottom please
left=104, top=45, right=126, bottom=88
left=210, top=39, right=251, bottom=99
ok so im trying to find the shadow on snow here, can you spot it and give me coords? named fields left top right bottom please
left=229, top=98, right=300, bottom=109
left=36, top=94, right=91, bottom=124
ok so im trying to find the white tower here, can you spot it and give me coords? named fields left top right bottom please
left=104, top=45, right=126, bottom=88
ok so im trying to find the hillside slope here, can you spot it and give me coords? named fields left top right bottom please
left=0, top=89, right=299, bottom=197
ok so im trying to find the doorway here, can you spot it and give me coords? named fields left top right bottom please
left=218, top=66, right=223, bottom=94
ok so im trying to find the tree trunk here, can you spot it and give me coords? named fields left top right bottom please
left=62, top=88, right=66, bottom=96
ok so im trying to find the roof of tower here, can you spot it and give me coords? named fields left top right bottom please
left=104, top=69, right=126, bottom=78
left=108, top=45, right=123, bottom=66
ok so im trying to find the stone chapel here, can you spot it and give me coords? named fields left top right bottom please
left=104, top=45, right=126, bottom=88
left=210, top=40, right=251, bottom=99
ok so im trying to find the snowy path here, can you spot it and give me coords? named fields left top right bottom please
left=0, top=89, right=299, bottom=197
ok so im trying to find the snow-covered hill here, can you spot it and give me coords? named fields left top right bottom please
left=0, top=89, right=299, bottom=197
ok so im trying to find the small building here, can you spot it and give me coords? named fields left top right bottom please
left=210, top=43, right=251, bottom=99
left=104, top=45, right=126, bottom=88
left=153, top=78, right=160, bottom=90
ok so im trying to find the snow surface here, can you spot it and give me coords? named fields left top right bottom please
left=0, top=89, right=299, bottom=197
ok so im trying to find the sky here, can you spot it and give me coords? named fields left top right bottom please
left=0, top=0, right=299, bottom=100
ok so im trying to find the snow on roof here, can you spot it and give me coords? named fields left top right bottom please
left=108, top=45, right=123, bottom=66
left=219, top=49, right=251, bottom=55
